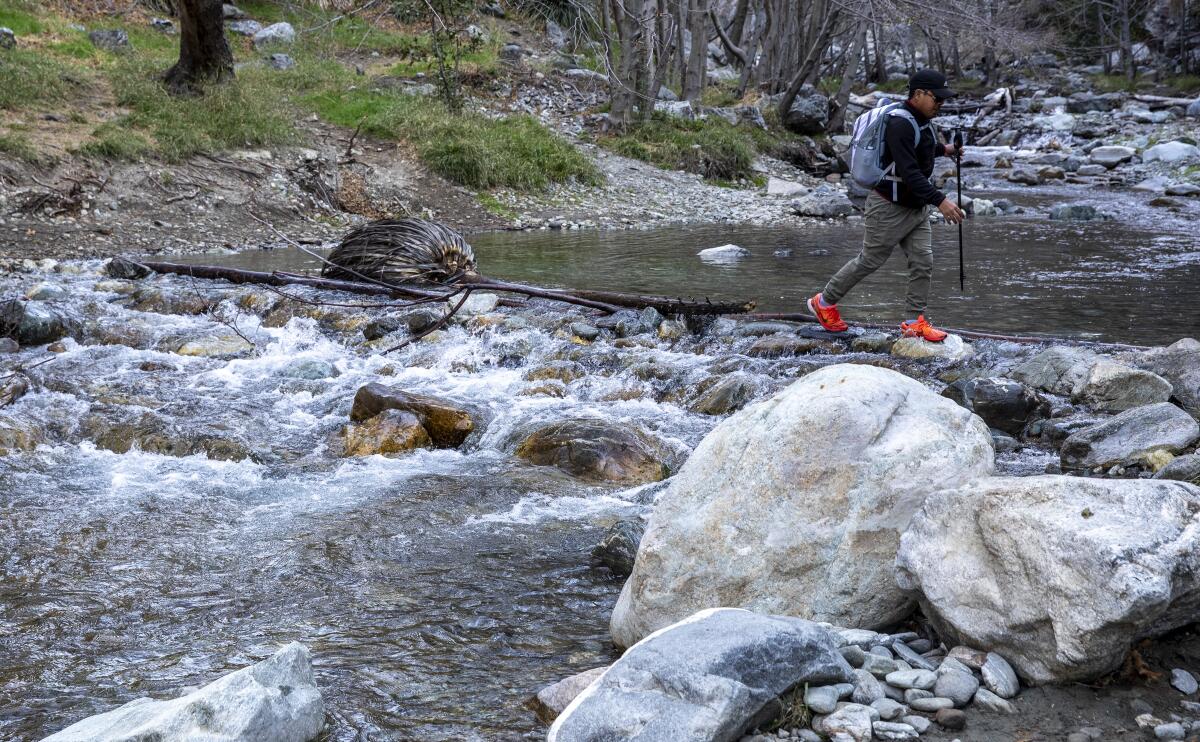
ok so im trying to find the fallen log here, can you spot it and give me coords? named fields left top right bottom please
left=470, top=278, right=756, bottom=316
left=1133, top=94, right=1195, bottom=109
left=742, top=312, right=1151, bottom=351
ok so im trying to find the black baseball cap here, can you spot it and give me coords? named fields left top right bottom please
left=908, top=69, right=957, bottom=99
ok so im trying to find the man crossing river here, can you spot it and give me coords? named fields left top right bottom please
left=808, top=69, right=966, bottom=342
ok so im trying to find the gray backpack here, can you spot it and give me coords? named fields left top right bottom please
left=848, top=101, right=925, bottom=192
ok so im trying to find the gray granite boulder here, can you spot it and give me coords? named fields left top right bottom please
left=896, top=476, right=1200, bottom=683
left=1138, top=340, right=1200, bottom=416
left=0, top=299, right=76, bottom=346
left=1155, top=454, right=1200, bottom=484
left=43, top=642, right=323, bottom=742
left=549, top=608, right=852, bottom=742
left=783, top=86, right=829, bottom=134
left=1009, top=346, right=1099, bottom=395
left=1060, top=402, right=1199, bottom=471
left=1070, top=359, right=1173, bottom=412
left=1089, top=145, right=1136, bottom=168
left=610, top=364, right=994, bottom=648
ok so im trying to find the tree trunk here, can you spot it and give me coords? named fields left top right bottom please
left=163, top=0, right=234, bottom=95
left=1118, top=0, right=1137, bottom=82
left=728, top=0, right=751, bottom=49
left=827, top=23, right=866, bottom=134
left=683, top=0, right=708, bottom=101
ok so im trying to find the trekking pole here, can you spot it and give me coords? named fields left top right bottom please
left=955, top=128, right=965, bottom=291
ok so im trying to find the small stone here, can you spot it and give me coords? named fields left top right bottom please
left=833, top=683, right=854, bottom=699
left=252, top=21, right=296, bottom=49
left=805, top=685, right=840, bottom=715
left=893, top=641, right=937, bottom=671
left=885, top=669, right=936, bottom=690
left=839, top=645, right=866, bottom=668
left=1135, top=713, right=1164, bottom=729
left=838, top=629, right=882, bottom=647
left=934, top=708, right=967, bottom=730
left=872, top=721, right=919, bottom=739
left=1155, top=722, right=1186, bottom=740
left=862, top=653, right=900, bottom=678
left=570, top=322, right=600, bottom=341
left=869, top=645, right=894, bottom=658
left=981, top=652, right=1019, bottom=699
left=89, top=29, right=130, bottom=50
left=909, top=696, right=954, bottom=712
left=902, top=715, right=930, bottom=733
left=1067, top=734, right=1091, bottom=742
left=870, top=698, right=907, bottom=721
left=267, top=53, right=295, bottom=70
left=972, top=687, right=1016, bottom=714
left=934, top=666, right=979, bottom=708
left=881, top=683, right=906, bottom=703
left=903, top=688, right=932, bottom=704
left=1170, top=668, right=1198, bottom=695
left=851, top=669, right=885, bottom=704
left=947, top=646, right=987, bottom=670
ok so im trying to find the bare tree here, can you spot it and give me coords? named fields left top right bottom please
left=164, top=0, right=234, bottom=95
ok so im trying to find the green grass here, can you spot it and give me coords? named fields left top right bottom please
left=307, top=87, right=599, bottom=189
left=600, top=113, right=755, bottom=180
left=0, top=48, right=87, bottom=109
left=109, top=59, right=295, bottom=161
left=74, top=122, right=152, bottom=160
left=1166, top=74, right=1200, bottom=95
left=1092, top=72, right=1142, bottom=92
left=0, top=1, right=42, bottom=35
left=478, top=192, right=517, bottom=218
left=0, top=131, right=41, bottom=163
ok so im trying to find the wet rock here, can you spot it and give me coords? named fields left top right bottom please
left=1155, top=454, right=1200, bottom=484
left=570, top=322, right=600, bottom=341
left=896, top=475, right=1200, bottom=683
left=0, top=299, right=76, bottom=346
left=362, top=316, right=402, bottom=341
left=0, top=338, right=17, bottom=354
left=43, top=642, right=323, bottom=742
left=350, top=383, right=474, bottom=448
left=524, top=361, right=586, bottom=383
left=609, top=364, right=993, bottom=648
left=1138, top=342, right=1200, bottom=416
left=592, top=518, right=644, bottom=576
left=25, top=283, right=69, bottom=301
left=403, top=307, right=444, bottom=334
left=551, top=608, right=852, bottom=742
left=89, top=29, right=130, bottom=51
left=1089, top=145, right=1136, bottom=168
left=1070, top=359, right=1172, bottom=411
left=783, top=87, right=829, bottom=135
left=0, top=413, right=43, bottom=454
left=0, top=373, right=29, bottom=407
left=688, top=372, right=761, bottom=415
left=851, top=332, right=894, bottom=353
left=890, top=335, right=973, bottom=361
left=516, top=419, right=669, bottom=484
left=253, top=22, right=295, bottom=48
left=1060, top=402, right=1199, bottom=471
left=340, top=409, right=431, bottom=456
left=131, top=287, right=217, bottom=316
left=280, top=358, right=338, bottom=380
left=451, top=292, right=499, bottom=316
left=84, top=410, right=255, bottom=462
left=527, top=666, right=607, bottom=723
left=942, top=377, right=1044, bottom=436
left=1170, top=668, right=1198, bottom=695
left=1009, top=346, right=1099, bottom=395
left=1049, top=204, right=1104, bottom=221
left=697, top=244, right=750, bottom=261
left=227, top=19, right=262, bottom=36
left=1144, top=141, right=1200, bottom=164
left=176, top=335, right=254, bottom=359
left=748, top=336, right=838, bottom=358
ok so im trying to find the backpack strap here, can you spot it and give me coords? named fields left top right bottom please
left=880, top=107, right=924, bottom=200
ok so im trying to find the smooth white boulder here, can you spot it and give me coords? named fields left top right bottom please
left=610, top=364, right=994, bottom=648
left=43, top=643, right=324, bottom=742
left=896, top=476, right=1200, bottom=683
left=697, top=244, right=750, bottom=261
left=1144, top=141, right=1200, bottom=164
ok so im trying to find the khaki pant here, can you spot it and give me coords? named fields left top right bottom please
left=822, top=193, right=933, bottom=315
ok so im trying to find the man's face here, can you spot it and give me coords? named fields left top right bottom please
left=910, top=89, right=945, bottom=118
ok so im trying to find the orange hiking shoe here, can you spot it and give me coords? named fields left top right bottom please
left=807, top=293, right=848, bottom=333
left=901, top=315, right=948, bottom=343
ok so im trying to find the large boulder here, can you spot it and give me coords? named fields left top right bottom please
left=783, top=86, right=830, bottom=134
left=1088, top=145, right=1136, bottom=168
left=551, top=608, right=853, bottom=742
left=1155, top=454, right=1200, bottom=484
left=1008, top=346, right=1098, bottom=396
left=941, top=377, right=1044, bottom=435
left=515, top=419, right=669, bottom=484
left=1143, top=141, right=1200, bottom=164
left=340, top=409, right=432, bottom=456
left=896, top=476, right=1200, bottom=683
left=43, top=642, right=324, bottom=742
left=0, top=299, right=75, bottom=346
left=609, top=364, right=994, bottom=648
left=1070, top=359, right=1173, bottom=412
left=1138, top=341, right=1200, bottom=416
left=350, top=383, right=474, bottom=447
left=1060, top=402, right=1199, bottom=471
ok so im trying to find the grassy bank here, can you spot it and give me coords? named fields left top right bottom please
left=0, top=0, right=597, bottom=190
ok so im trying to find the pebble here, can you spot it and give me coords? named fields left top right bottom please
left=885, top=669, right=936, bottom=690
left=902, top=715, right=931, bottom=734
left=907, top=639, right=932, bottom=653
left=1155, top=722, right=1186, bottom=740
left=947, top=645, right=987, bottom=670
left=910, top=696, right=955, bottom=712
left=892, top=641, right=937, bottom=671
left=851, top=669, right=885, bottom=704
left=833, top=683, right=854, bottom=700
left=904, top=688, right=932, bottom=704
left=869, top=645, right=894, bottom=658
left=805, top=685, right=840, bottom=714
left=935, top=708, right=967, bottom=730
left=971, top=687, right=1016, bottom=714
left=881, top=683, right=907, bottom=703
left=795, top=731, right=821, bottom=742
left=935, top=659, right=980, bottom=707
left=981, top=652, right=1020, bottom=698
left=839, top=629, right=882, bottom=647
left=839, top=645, right=866, bottom=668
left=1170, top=668, right=1198, bottom=695
left=870, top=698, right=907, bottom=721
left=872, top=721, right=919, bottom=740
left=1066, top=734, right=1091, bottom=742
left=862, top=653, right=900, bottom=678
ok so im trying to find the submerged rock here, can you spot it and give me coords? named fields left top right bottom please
left=1060, top=402, right=1199, bottom=471
left=896, top=476, right=1200, bottom=683
left=941, top=377, right=1044, bottom=436
left=350, top=383, right=474, bottom=448
left=43, top=642, right=323, bottom=742
left=1048, top=204, right=1104, bottom=221
left=592, top=518, right=645, bottom=576
left=527, top=666, right=607, bottom=724
left=610, top=364, right=993, bottom=649
left=697, top=244, right=750, bottom=261
left=515, top=419, right=669, bottom=484
left=175, top=335, right=254, bottom=359
left=551, top=608, right=852, bottom=742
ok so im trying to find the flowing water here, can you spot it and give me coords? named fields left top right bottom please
left=0, top=192, right=1194, bottom=740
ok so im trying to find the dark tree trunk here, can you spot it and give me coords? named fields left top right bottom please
left=163, top=0, right=234, bottom=95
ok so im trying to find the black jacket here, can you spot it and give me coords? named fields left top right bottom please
left=874, top=102, right=947, bottom=209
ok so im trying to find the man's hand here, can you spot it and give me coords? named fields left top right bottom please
left=938, top=197, right=965, bottom=224
left=944, top=143, right=961, bottom=158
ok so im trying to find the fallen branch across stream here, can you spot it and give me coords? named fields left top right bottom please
left=742, top=312, right=1152, bottom=351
